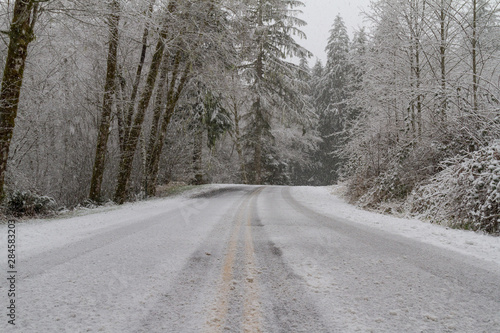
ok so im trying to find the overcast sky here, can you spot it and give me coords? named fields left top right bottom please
left=297, top=0, right=372, bottom=65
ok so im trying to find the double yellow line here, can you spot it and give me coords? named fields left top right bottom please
left=205, top=187, right=264, bottom=333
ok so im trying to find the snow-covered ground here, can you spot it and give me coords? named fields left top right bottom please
left=0, top=184, right=227, bottom=258
left=0, top=184, right=498, bottom=332
left=262, top=186, right=500, bottom=332
left=4, top=184, right=497, bottom=267
left=290, top=186, right=500, bottom=269
left=0, top=184, right=244, bottom=331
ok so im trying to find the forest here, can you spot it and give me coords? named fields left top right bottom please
left=0, top=0, right=499, bottom=234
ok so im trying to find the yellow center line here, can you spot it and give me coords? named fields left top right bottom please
left=243, top=192, right=263, bottom=332
left=204, top=187, right=264, bottom=333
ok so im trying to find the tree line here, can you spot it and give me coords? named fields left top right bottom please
left=302, top=0, right=499, bottom=233
left=0, top=0, right=315, bottom=209
left=1, top=0, right=499, bottom=233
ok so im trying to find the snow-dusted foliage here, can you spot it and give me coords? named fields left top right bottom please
left=6, top=190, right=57, bottom=217
left=339, top=0, right=500, bottom=233
left=408, top=141, right=500, bottom=234
left=354, top=169, right=412, bottom=209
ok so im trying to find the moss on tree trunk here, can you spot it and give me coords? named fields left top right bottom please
left=89, top=0, right=121, bottom=203
left=0, top=0, right=37, bottom=201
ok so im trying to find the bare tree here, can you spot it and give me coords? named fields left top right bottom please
left=114, top=1, right=176, bottom=204
left=144, top=49, right=190, bottom=196
left=0, top=0, right=40, bottom=200
left=89, top=0, right=120, bottom=202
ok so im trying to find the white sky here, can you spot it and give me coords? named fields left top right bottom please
left=297, top=0, right=372, bottom=65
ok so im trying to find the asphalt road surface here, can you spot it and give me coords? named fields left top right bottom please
left=2, top=186, right=500, bottom=332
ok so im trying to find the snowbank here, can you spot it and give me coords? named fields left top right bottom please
left=290, top=186, right=500, bottom=268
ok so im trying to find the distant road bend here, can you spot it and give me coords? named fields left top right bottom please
left=3, top=185, right=500, bottom=332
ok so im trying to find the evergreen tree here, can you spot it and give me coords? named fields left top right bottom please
left=314, top=14, right=351, bottom=184
left=240, top=0, right=311, bottom=184
left=290, top=58, right=322, bottom=184
left=191, top=89, right=232, bottom=185
left=350, top=27, right=367, bottom=89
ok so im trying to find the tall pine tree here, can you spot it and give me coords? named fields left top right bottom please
left=314, top=14, right=351, bottom=184
left=240, top=0, right=311, bottom=184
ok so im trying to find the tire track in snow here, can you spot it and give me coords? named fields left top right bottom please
left=281, top=186, right=500, bottom=300
left=204, top=194, right=245, bottom=331
left=279, top=186, right=500, bottom=331
left=205, top=186, right=264, bottom=332
left=134, top=188, right=258, bottom=332
left=21, top=208, right=181, bottom=279
left=248, top=187, right=333, bottom=332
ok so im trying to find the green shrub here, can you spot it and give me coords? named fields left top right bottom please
left=6, top=190, right=57, bottom=217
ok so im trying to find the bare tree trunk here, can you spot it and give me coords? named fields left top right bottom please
left=144, top=52, right=170, bottom=197
left=392, top=51, right=400, bottom=142
left=116, top=69, right=127, bottom=152
left=122, top=0, right=156, bottom=148
left=145, top=53, right=190, bottom=196
left=192, top=123, right=203, bottom=185
left=114, top=1, right=179, bottom=204
left=253, top=99, right=263, bottom=184
left=472, top=0, right=478, bottom=113
left=415, top=22, right=422, bottom=138
left=0, top=0, right=38, bottom=200
left=114, top=26, right=169, bottom=204
left=89, top=0, right=121, bottom=202
left=405, top=0, right=424, bottom=138
left=231, top=100, right=247, bottom=184
left=439, top=0, right=448, bottom=121
left=252, top=5, right=264, bottom=185
left=409, top=38, right=417, bottom=136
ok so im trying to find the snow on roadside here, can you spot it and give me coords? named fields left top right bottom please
left=0, top=184, right=224, bottom=263
left=290, top=186, right=500, bottom=267
left=3, top=183, right=497, bottom=268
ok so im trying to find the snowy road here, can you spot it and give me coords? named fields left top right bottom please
left=1, top=185, right=500, bottom=332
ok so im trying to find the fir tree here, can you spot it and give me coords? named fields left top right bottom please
left=241, top=0, right=311, bottom=184
left=314, top=14, right=351, bottom=184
